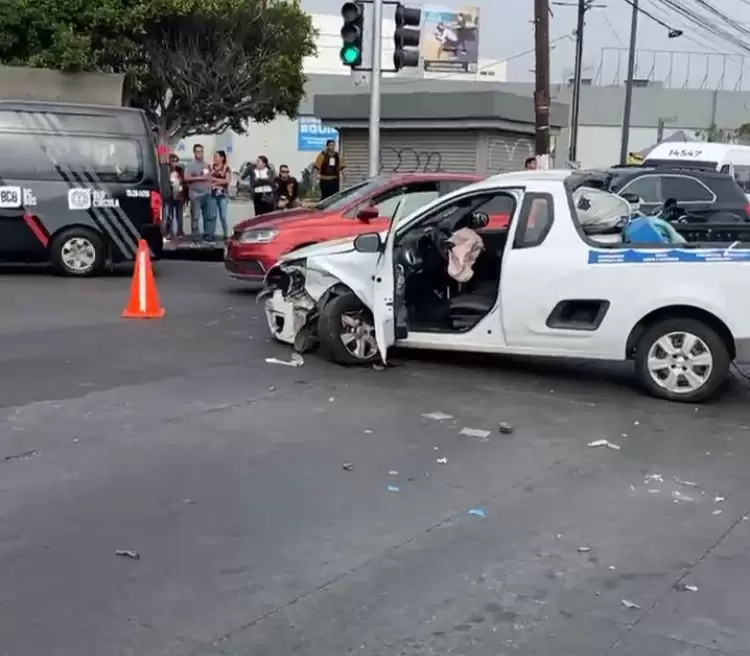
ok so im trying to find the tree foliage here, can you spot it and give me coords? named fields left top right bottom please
left=694, top=122, right=750, bottom=144
left=0, top=0, right=317, bottom=142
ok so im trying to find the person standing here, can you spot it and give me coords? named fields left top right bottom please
left=524, top=156, right=537, bottom=170
left=184, top=144, right=212, bottom=239
left=209, top=150, right=232, bottom=241
left=314, top=139, right=345, bottom=199
left=250, top=155, right=275, bottom=216
left=165, top=154, right=186, bottom=239
left=274, top=164, right=299, bottom=210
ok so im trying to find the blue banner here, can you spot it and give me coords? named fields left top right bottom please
left=588, top=248, right=750, bottom=264
left=297, top=116, right=339, bottom=152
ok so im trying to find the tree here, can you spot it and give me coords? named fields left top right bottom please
left=0, top=0, right=317, bottom=143
left=694, top=122, right=750, bottom=144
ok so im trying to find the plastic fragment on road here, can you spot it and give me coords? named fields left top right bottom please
left=342, top=463, right=353, bottom=471
left=675, top=478, right=698, bottom=487
left=645, top=473, right=664, bottom=483
left=387, top=485, right=400, bottom=492
left=389, top=470, right=398, bottom=475
left=3, top=449, right=37, bottom=461
left=672, top=491, right=694, bottom=502
left=468, top=508, right=486, bottom=518
left=498, top=422, right=514, bottom=434
left=713, top=509, right=723, bottom=516
left=422, top=412, right=453, bottom=421
left=714, top=496, right=725, bottom=503
left=180, top=498, right=196, bottom=504
left=436, top=457, right=448, bottom=464
left=674, top=583, right=698, bottom=592
left=460, top=427, right=491, bottom=439
left=577, top=546, right=592, bottom=553
left=115, top=550, right=140, bottom=560
left=621, top=600, right=640, bottom=610
left=264, top=353, right=304, bottom=367
left=588, top=440, right=620, bottom=450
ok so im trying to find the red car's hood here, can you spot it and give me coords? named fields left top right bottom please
left=233, top=207, right=329, bottom=231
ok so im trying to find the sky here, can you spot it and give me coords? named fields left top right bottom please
left=302, top=0, right=750, bottom=89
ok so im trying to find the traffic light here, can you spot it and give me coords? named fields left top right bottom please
left=393, top=3, right=421, bottom=71
left=340, top=2, right=364, bottom=68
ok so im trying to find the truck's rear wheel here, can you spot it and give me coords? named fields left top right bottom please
left=634, top=318, right=730, bottom=402
left=50, top=227, right=106, bottom=277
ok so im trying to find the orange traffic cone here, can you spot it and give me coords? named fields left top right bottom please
left=122, top=240, right=165, bottom=319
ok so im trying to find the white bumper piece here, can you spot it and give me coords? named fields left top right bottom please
left=264, top=290, right=311, bottom=345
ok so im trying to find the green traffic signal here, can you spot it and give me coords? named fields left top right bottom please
left=341, top=45, right=360, bottom=65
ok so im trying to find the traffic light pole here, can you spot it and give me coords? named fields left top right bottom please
left=368, top=0, right=384, bottom=177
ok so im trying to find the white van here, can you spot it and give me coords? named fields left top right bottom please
left=642, top=142, right=750, bottom=195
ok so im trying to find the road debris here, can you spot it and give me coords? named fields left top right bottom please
left=180, top=498, right=196, bottom=504
left=588, top=440, right=620, bottom=450
left=468, top=508, right=486, bottom=518
left=342, top=462, right=354, bottom=471
left=422, top=412, right=453, bottom=421
left=328, top=397, right=335, bottom=402
left=608, top=566, right=616, bottom=570
left=436, top=457, right=448, bottom=464
left=3, top=449, right=37, bottom=461
left=645, top=473, right=664, bottom=483
left=264, top=354, right=304, bottom=367
left=459, top=427, right=492, bottom=439
left=674, top=583, right=698, bottom=592
left=648, top=489, right=661, bottom=494
left=714, top=496, right=725, bottom=503
left=364, top=429, right=373, bottom=434
left=672, top=491, right=694, bottom=502
left=712, top=509, right=723, bottom=516
left=387, top=485, right=400, bottom=492
left=621, top=600, right=640, bottom=610
left=115, top=550, right=140, bottom=560
left=675, top=478, right=698, bottom=487
left=498, top=422, right=514, bottom=434
left=577, top=546, right=592, bottom=553
left=389, top=470, right=398, bottom=475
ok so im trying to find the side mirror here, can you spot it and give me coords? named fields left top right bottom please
left=353, top=232, right=382, bottom=253
left=356, top=206, right=379, bottom=221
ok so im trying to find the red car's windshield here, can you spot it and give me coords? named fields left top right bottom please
left=314, top=176, right=389, bottom=211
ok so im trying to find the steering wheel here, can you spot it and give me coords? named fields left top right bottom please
left=423, top=226, right=452, bottom=261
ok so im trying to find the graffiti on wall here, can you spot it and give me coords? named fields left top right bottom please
left=379, top=146, right=444, bottom=174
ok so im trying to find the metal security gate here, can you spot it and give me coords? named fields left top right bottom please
left=485, top=132, right=536, bottom=173
left=340, top=129, right=482, bottom=182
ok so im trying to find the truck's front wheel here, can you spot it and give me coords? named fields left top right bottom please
left=634, top=318, right=730, bottom=402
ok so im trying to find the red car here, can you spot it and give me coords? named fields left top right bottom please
left=225, top=173, right=508, bottom=283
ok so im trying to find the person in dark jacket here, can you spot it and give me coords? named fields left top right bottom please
left=313, top=140, right=346, bottom=199
left=249, top=155, right=275, bottom=216
left=274, top=164, right=299, bottom=209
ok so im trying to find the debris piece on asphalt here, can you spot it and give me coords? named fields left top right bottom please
left=73, top=438, right=79, bottom=444
left=608, top=566, right=616, bottom=570
left=468, top=508, right=486, bottom=518
left=342, top=462, right=353, bottom=471
left=268, top=386, right=276, bottom=392
left=498, top=422, right=514, bottom=434
left=115, top=550, right=140, bottom=560
left=364, top=429, right=373, bottom=434
left=387, top=485, right=400, bottom=492
left=712, top=509, right=723, bottom=516
left=633, top=421, right=640, bottom=426
left=422, top=411, right=453, bottom=421
left=672, top=491, right=694, bottom=502
left=433, top=446, right=439, bottom=450
left=648, top=489, right=661, bottom=494
left=264, top=354, right=304, bottom=367
left=645, top=473, right=664, bottom=483
left=577, top=546, right=592, bottom=553
left=555, top=534, right=563, bottom=539
left=436, top=457, right=448, bottom=464
left=675, top=478, right=698, bottom=487
left=328, top=397, right=335, bottom=402
left=674, top=583, right=698, bottom=592
left=3, top=449, right=37, bottom=461
left=621, top=600, right=640, bottom=610
left=714, top=496, right=725, bottom=503
left=460, top=427, right=492, bottom=439
left=388, top=470, right=398, bottom=475
left=588, top=440, right=620, bottom=450
left=180, top=498, right=196, bottom=504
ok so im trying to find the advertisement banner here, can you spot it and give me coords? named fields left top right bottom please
left=297, top=116, right=339, bottom=152
left=420, top=5, right=480, bottom=74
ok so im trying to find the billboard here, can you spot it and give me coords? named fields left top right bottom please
left=297, top=116, right=339, bottom=152
left=420, top=5, right=480, bottom=74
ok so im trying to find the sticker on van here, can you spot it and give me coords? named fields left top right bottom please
left=68, top=188, right=92, bottom=210
left=0, top=186, right=22, bottom=208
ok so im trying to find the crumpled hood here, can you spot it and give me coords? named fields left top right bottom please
left=279, top=233, right=386, bottom=262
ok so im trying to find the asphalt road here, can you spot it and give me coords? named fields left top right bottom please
left=1, top=261, right=750, bottom=656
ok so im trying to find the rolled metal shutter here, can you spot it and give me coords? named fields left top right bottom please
left=341, top=129, right=481, bottom=182
left=486, top=132, right=536, bottom=173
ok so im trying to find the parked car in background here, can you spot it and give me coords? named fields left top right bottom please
left=571, top=166, right=750, bottom=223
left=225, top=173, right=504, bottom=284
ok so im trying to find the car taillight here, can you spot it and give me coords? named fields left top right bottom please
left=150, top=190, right=162, bottom=224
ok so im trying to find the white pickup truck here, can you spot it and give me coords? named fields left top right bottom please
left=260, top=170, right=750, bottom=403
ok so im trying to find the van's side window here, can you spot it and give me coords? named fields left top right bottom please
left=0, top=133, right=143, bottom=183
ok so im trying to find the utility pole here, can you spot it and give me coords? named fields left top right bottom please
left=619, top=0, right=639, bottom=165
left=534, top=0, right=551, bottom=168
left=568, top=0, right=586, bottom=163
left=368, top=0, right=384, bottom=177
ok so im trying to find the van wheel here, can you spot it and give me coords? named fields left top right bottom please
left=318, top=292, right=379, bottom=365
left=50, top=227, right=106, bottom=277
left=634, top=318, right=730, bottom=403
